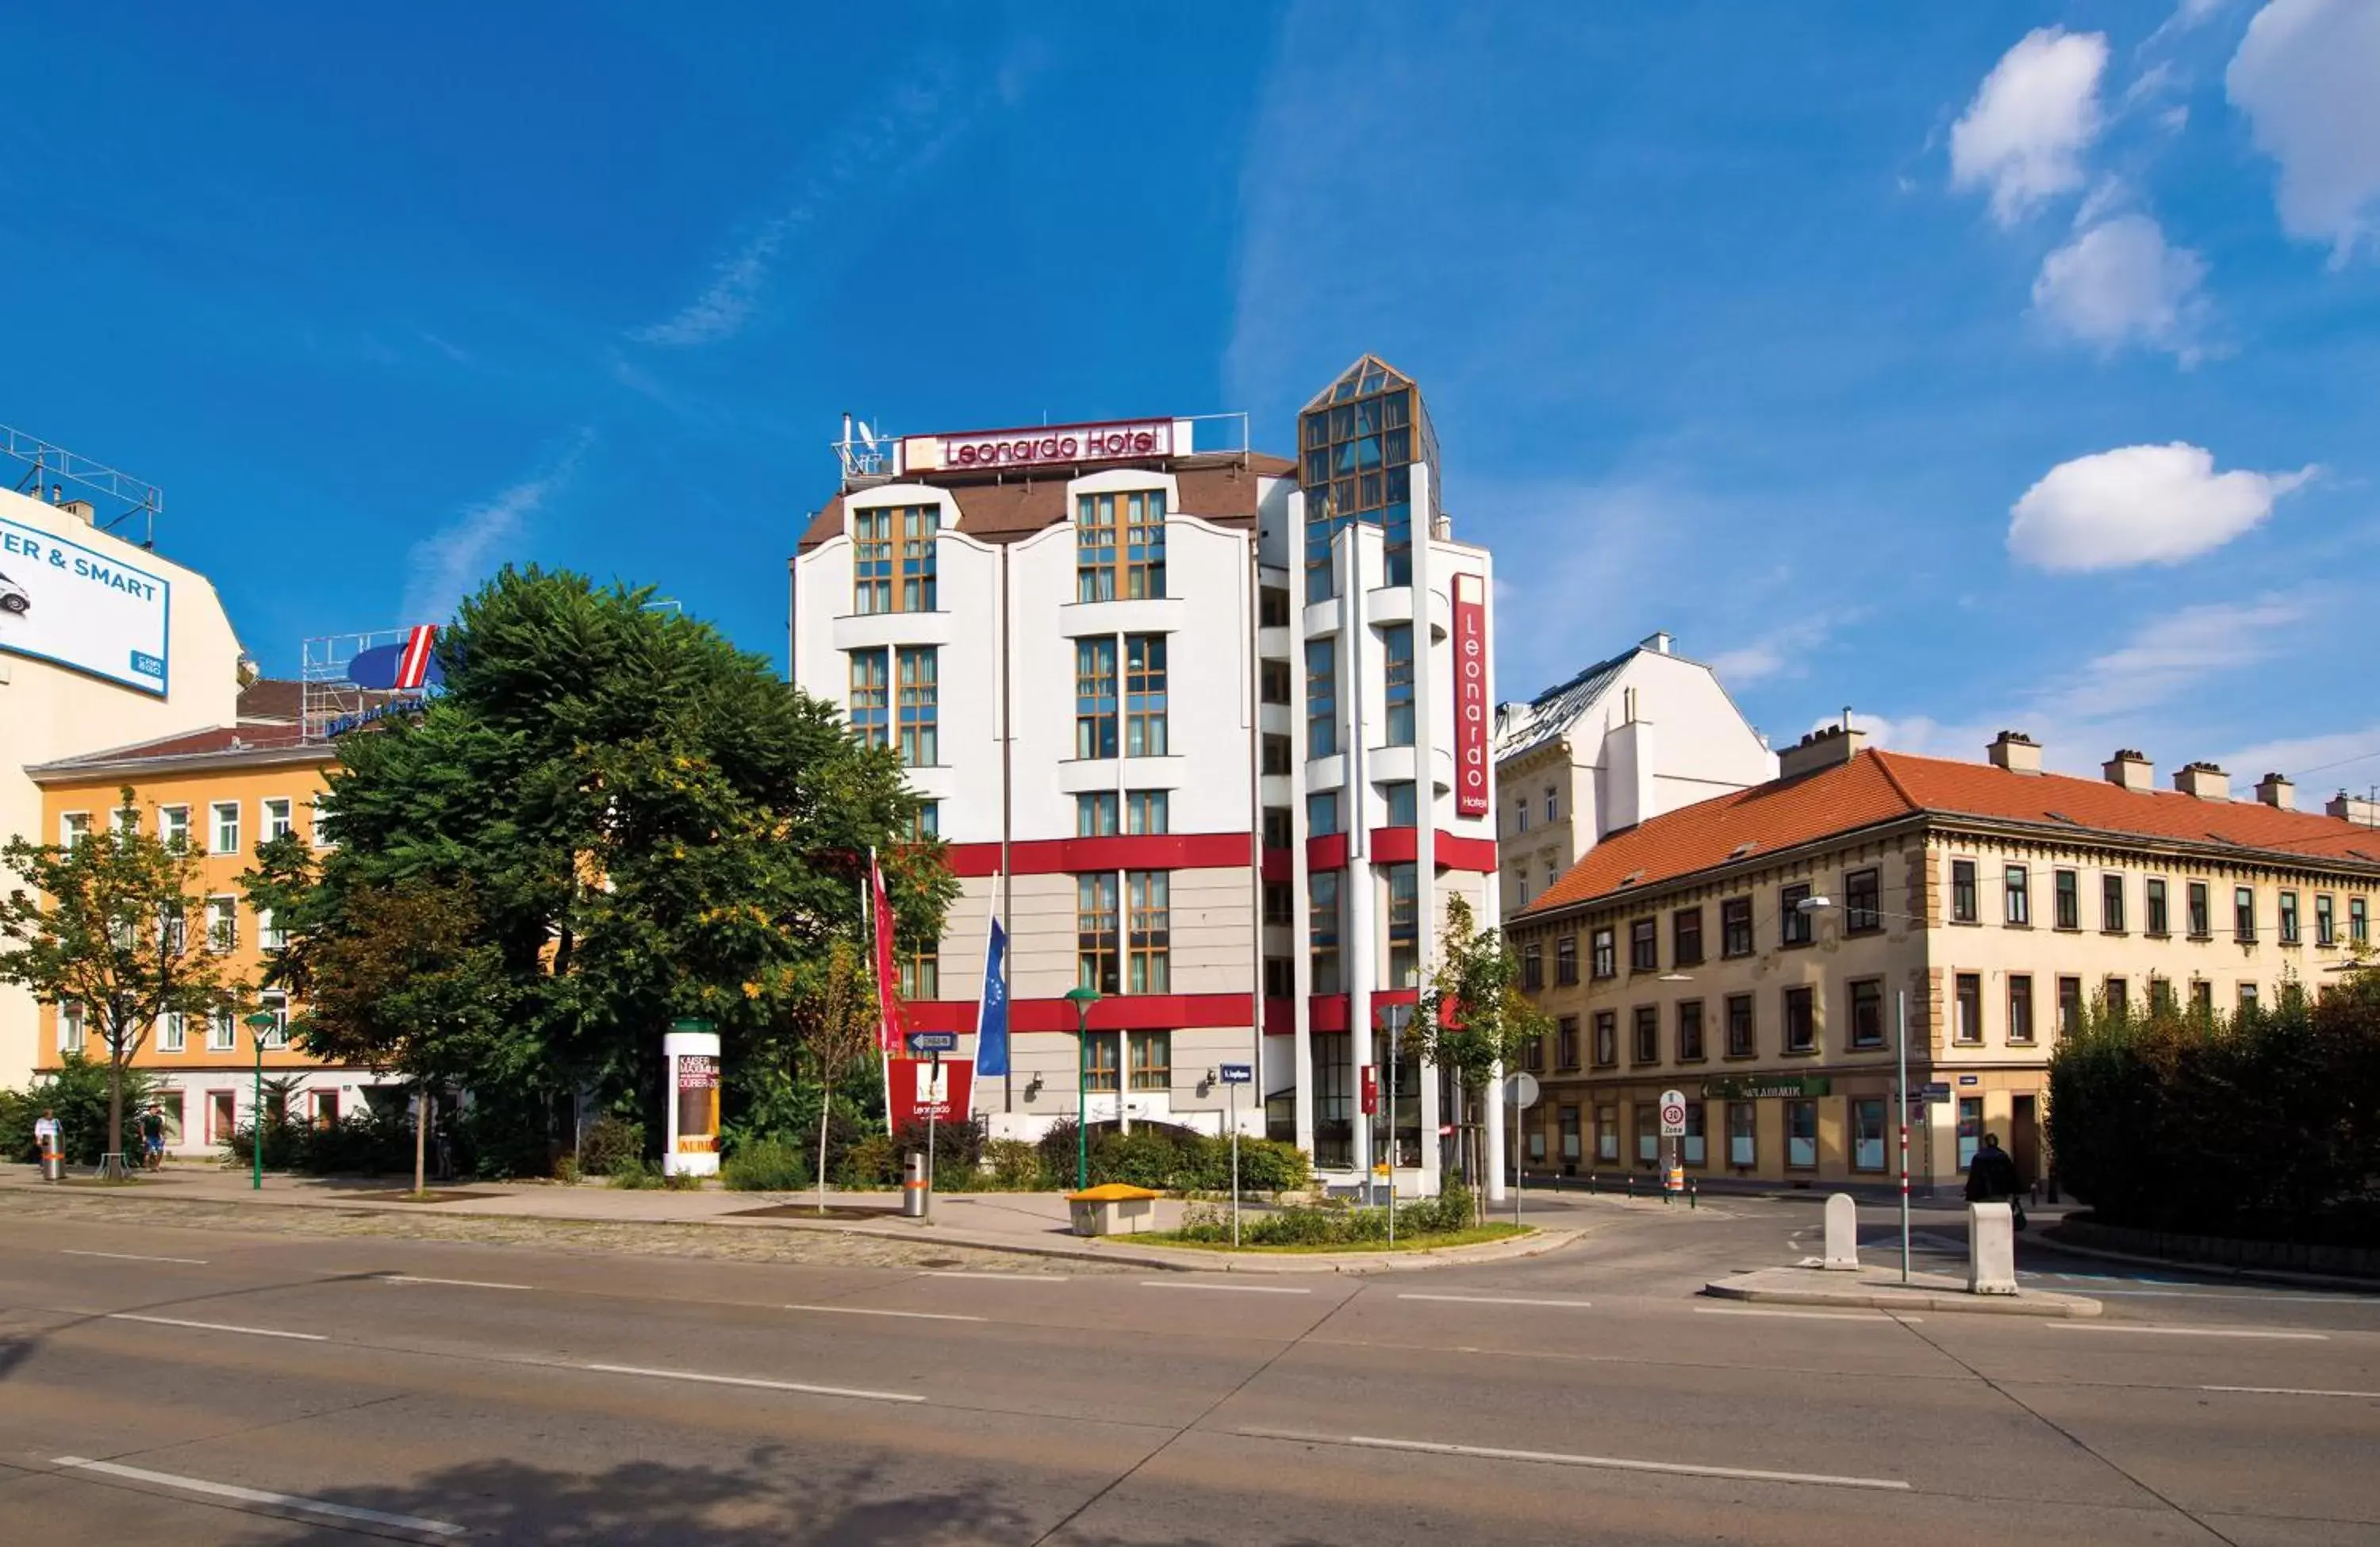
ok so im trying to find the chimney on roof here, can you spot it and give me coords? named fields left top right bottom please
left=1641, top=631, right=1672, bottom=655
left=2328, top=791, right=2380, bottom=827
left=2103, top=749, right=2153, bottom=793
left=2255, top=772, right=2294, bottom=812
left=1987, top=730, right=2042, bottom=775
left=2175, top=761, right=2230, bottom=801
left=59, top=499, right=95, bottom=526
left=1778, top=723, right=1867, bottom=780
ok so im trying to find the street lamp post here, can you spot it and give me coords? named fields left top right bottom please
left=1796, top=894, right=1917, bottom=1284
left=241, top=1009, right=277, bottom=1192
left=1065, top=984, right=1102, bottom=1190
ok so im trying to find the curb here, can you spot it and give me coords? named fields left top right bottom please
left=2036, top=1227, right=2380, bottom=1293
left=1702, top=1275, right=2102, bottom=1319
left=1084, top=1226, right=1585, bottom=1275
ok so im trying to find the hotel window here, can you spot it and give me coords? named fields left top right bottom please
left=1260, top=585, right=1290, bottom=628
left=1781, top=883, right=1813, bottom=945
left=1306, top=790, right=1339, bottom=838
left=1726, top=994, right=1755, bottom=1058
left=1787, top=1100, right=1818, bottom=1169
left=2238, top=982, right=2259, bottom=1015
left=1950, top=859, right=1977, bottom=923
left=1076, top=873, right=1119, bottom=995
left=1677, top=999, right=1705, bottom=1061
left=848, top=651, right=889, bottom=748
left=1672, top=906, right=1702, bottom=965
left=2102, top=873, right=2125, bottom=933
left=1262, top=735, right=1292, bottom=776
left=1304, top=639, right=1336, bottom=758
left=60, top=812, right=90, bottom=849
left=2279, top=891, right=2299, bottom=945
left=2233, top=885, right=2255, bottom=942
left=1596, top=1104, right=1619, bottom=1162
left=1126, top=872, right=1169, bottom=993
left=159, top=805, right=190, bottom=851
left=211, top=801, right=241, bottom=856
left=2008, top=974, right=2034, bottom=1044
left=856, top=506, right=938, bottom=613
left=1591, top=1011, right=1617, bottom=1067
left=1521, top=942, right=1544, bottom=991
left=900, top=940, right=938, bottom=1001
left=1074, top=638, right=1119, bottom=758
left=1555, top=1015, right=1579, bottom=1071
left=1555, top=935, right=1578, bottom=985
left=1127, top=789, right=1169, bottom=835
left=896, top=647, right=938, bottom=767
left=1129, top=1029, right=1171, bottom=1091
left=2054, top=869, right=2079, bottom=930
left=1630, top=918, right=1657, bottom=973
left=208, top=1009, right=236, bottom=1052
left=1387, top=862, right=1419, bottom=988
left=1384, top=781, right=1417, bottom=828
left=1721, top=897, right=1753, bottom=957
left=1264, top=954, right=1294, bottom=998
left=1077, top=489, right=1165, bottom=601
left=2004, top=866, right=2030, bottom=926
left=158, top=1012, right=186, bottom=1054
left=1852, top=1099, right=1887, bottom=1172
left=906, top=803, right=939, bottom=842
left=1728, top=1101, right=1756, bottom=1167
left=1260, top=658, right=1292, bottom=705
left=1257, top=807, right=1288, bottom=850
left=2187, top=881, right=2210, bottom=939
left=1084, top=1031, right=1120, bottom=1093
left=263, top=797, right=294, bottom=842
left=1783, top=986, right=1815, bottom=1053
left=1077, top=793, right=1119, bottom=837
left=1632, top=1005, right=1658, bottom=1063
left=1849, top=978, right=1883, bottom=1049
left=1309, top=872, right=1341, bottom=995
left=1844, top=868, right=1880, bottom=932
left=205, top=896, right=238, bottom=952
left=2106, top=977, right=2129, bottom=1017
left=2316, top=894, right=2335, bottom=946
left=2058, top=976, right=2083, bottom=1035
left=1590, top=927, right=1615, bottom=979
left=59, top=1000, right=84, bottom=1054
left=1955, top=973, right=1983, bottom=1044
left=1381, top=624, right=1415, bottom=746
left=1299, top=365, right=1422, bottom=598
left=2146, top=877, right=2170, bottom=935
left=259, top=907, right=287, bottom=951
left=851, top=508, right=891, bottom=613
left=2355, top=897, right=2370, bottom=945
left=1123, top=635, right=1167, bottom=756
left=1262, top=881, right=1292, bottom=927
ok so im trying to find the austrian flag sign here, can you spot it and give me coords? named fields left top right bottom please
left=1453, top=572, right=1489, bottom=817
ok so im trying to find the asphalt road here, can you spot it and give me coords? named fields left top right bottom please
left=3, top=1194, right=2377, bottom=1545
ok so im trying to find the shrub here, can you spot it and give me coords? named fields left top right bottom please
left=607, top=1157, right=659, bottom=1189
left=978, top=1138, right=1049, bottom=1191
left=892, top=1115, right=986, bottom=1181
left=580, top=1115, right=646, bottom=1177
left=836, top=1133, right=900, bottom=1189
left=722, top=1138, right=809, bottom=1192
left=8, top=1053, right=160, bottom=1165
left=553, top=1154, right=582, bottom=1185
left=661, top=1169, right=704, bottom=1192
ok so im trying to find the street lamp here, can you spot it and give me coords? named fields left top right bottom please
left=1064, top=983, right=1102, bottom=1190
left=241, top=1009, right=278, bottom=1192
left=1795, top=893, right=1919, bottom=1283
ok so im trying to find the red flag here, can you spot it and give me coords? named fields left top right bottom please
left=871, top=854, right=903, bottom=1055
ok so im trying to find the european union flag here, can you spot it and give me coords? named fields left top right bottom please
left=975, top=917, right=1010, bottom=1077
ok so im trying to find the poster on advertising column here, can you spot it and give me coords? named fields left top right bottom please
left=0, top=509, right=171, bottom=695
left=1452, top=572, right=1488, bottom=816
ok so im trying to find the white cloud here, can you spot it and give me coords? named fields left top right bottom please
left=2031, top=214, right=2210, bottom=359
left=401, top=431, right=593, bottom=622
left=2216, top=723, right=2380, bottom=789
left=1951, top=29, right=2110, bottom=225
left=2007, top=443, right=2313, bottom=571
left=2227, top=0, right=2380, bottom=263
left=2038, top=595, right=2309, bottom=722
left=1710, top=619, right=1836, bottom=687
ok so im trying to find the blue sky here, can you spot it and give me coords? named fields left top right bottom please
left=5, top=2, right=2375, bottom=794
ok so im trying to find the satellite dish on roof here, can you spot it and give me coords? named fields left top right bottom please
left=855, top=420, right=875, bottom=445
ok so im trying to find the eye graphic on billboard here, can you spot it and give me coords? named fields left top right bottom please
left=0, top=509, right=171, bottom=695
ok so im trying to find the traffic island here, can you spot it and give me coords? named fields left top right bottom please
left=1702, top=1265, right=2102, bottom=1317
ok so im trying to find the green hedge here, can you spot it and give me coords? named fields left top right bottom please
left=2048, top=973, right=2380, bottom=1239
left=1173, top=1184, right=1475, bottom=1246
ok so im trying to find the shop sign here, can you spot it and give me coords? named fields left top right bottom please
left=1700, top=1074, right=1833, bottom=1100
left=935, top=418, right=1172, bottom=471
left=1452, top=572, right=1489, bottom=817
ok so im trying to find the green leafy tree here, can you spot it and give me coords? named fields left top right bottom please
left=1409, top=895, right=1552, bottom=1222
left=0, top=789, right=246, bottom=1170
left=789, top=938, right=882, bottom=1212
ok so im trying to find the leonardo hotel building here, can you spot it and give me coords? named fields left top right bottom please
left=789, top=358, right=1506, bottom=1196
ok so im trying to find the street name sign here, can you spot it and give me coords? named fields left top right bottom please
left=905, top=1031, right=959, bottom=1055
left=1219, top=1063, right=1253, bottom=1085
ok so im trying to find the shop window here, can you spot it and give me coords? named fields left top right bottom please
left=1786, top=1100, right=1818, bottom=1169
left=1852, top=1099, right=1886, bottom=1172
left=1957, top=1096, right=1983, bottom=1171
left=1682, top=1102, right=1706, bottom=1167
left=1728, top=1102, right=1756, bottom=1168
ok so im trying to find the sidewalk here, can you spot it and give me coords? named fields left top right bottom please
left=0, top=1165, right=1583, bottom=1276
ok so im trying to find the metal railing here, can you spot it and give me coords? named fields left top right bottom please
left=1, top=422, right=162, bottom=548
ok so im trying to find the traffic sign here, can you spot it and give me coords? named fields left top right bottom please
left=905, top=1031, right=959, bottom=1055
left=1921, top=1081, right=1952, bottom=1101
left=1659, top=1087, right=1687, bottom=1137
left=1503, top=1072, right=1541, bottom=1109
left=1219, top=1063, right=1253, bottom=1085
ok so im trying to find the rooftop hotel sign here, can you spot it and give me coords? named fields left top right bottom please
left=922, top=418, right=1175, bottom=473
left=1453, top=571, right=1488, bottom=818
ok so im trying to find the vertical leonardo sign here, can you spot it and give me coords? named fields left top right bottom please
left=1453, top=572, right=1488, bottom=817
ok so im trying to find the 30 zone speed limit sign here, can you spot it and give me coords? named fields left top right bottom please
left=1658, top=1088, right=1687, bottom=1137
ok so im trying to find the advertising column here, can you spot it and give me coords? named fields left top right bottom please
left=663, top=1019, right=722, bottom=1178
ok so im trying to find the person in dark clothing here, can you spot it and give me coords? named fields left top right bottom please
left=1965, top=1132, right=2025, bottom=1227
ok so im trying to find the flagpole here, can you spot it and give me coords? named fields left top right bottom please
left=990, top=873, right=1011, bottom=1115
left=871, top=847, right=891, bottom=1135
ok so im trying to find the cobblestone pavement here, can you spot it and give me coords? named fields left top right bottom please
left=0, top=1187, right=1107, bottom=1273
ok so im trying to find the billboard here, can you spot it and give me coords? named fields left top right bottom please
left=1452, top=571, right=1489, bottom=816
left=0, top=509, right=170, bottom=695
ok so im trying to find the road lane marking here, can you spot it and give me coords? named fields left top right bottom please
left=2202, top=1385, right=2380, bottom=1399
left=1138, top=1280, right=1311, bottom=1295
left=1234, top=1430, right=1907, bottom=1492
left=783, top=1303, right=985, bottom=1322
left=1399, top=1293, right=1593, bottom=1309
left=52, top=1456, right=465, bottom=1536
left=60, top=1249, right=209, bottom=1265
left=924, top=1270, right=1071, bottom=1282
left=378, top=1275, right=532, bottom=1291
left=2046, top=1323, right=2327, bottom=1340
left=583, top=1363, right=923, bottom=1403
left=1695, top=1307, right=1918, bottom=1323
left=106, top=1313, right=324, bottom=1342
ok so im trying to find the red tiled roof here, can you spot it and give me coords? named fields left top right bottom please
left=1523, top=749, right=2380, bottom=917
left=235, top=678, right=305, bottom=723
left=794, top=455, right=1294, bottom=553
left=29, top=722, right=323, bottom=774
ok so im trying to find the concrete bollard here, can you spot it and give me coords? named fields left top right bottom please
left=1968, top=1202, right=2018, bottom=1294
left=901, top=1150, right=928, bottom=1219
left=1822, top=1192, right=1859, bottom=1271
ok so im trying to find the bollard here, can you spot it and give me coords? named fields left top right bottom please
left=1625, top=1174, right=1634, bottom=1199
left=1687, top=1177, right=1698, bottom=1210
left=901, top=1150, right=929, bottom=1220
left=1967, top=1202, right=2017, bottom=1294
left=1822, top=1192, right=1860, bottom=1270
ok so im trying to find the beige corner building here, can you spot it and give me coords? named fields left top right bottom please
left=1506, top=727, right=2380, bottom=1193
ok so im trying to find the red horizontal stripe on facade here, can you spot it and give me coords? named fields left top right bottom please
left=1261, top=847, right=1291, bottom=883
left=943, top=833, right=1253, bottom=878
left=899, top=993, right=1255, bottom=1033
left=1370, top=827, right=1416, bottom=864
left=1305, top=832, right=1348, bottom=873
left=1309, top=985, right=1422, bottom=1035
left=1264, top=996, right=1293, bottom=1036
left=1433, top=831, right=1497, bottom=873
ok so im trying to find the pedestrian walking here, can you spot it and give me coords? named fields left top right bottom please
left=33, top=1107, right=60, bottom=1161
left=1965, top=1131, right=2025, bottom=1230
left=140, top=1104, right=167, bottom=1170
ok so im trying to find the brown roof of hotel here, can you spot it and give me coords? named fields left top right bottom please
left=794, top=454, right=1294, bottom=553
left=1522, top=749, right=2380, bottom=918
left=28, top=721, right=328, bottom=779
